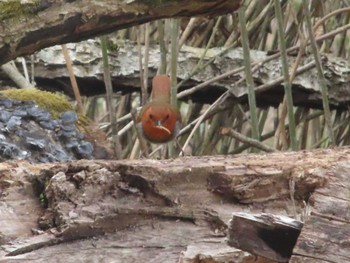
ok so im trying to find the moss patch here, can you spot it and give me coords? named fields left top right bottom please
left=0, top=0, right=40, bottom=20
left=0, top=88, right=73, bottom=119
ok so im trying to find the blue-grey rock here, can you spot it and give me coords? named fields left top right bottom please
left=6, top=116, right=22, bottom=132
left=0, top=111, right=12, bottom=122
left=75, top=141, right=93, bottom=158
left=26, top=137, right=48, bottom=149
left=0, top=99, right=13, bottom=108
left=61, top=111, right=78, bottom=125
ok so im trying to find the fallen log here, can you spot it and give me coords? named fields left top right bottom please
left=0, top=147, right=349, bottom=262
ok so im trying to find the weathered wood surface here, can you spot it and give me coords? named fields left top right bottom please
left=0, top=148, right=349, bottom=262
left=228, top=213, right=303, bottom=262
left=4, top=40, right=350, bottom=108
left=0, top=0, right=242, bottom=66
left=290, top=161, right=350, bottom=263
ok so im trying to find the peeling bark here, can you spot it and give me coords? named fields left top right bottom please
left=4, top=40, right=350, bottom=108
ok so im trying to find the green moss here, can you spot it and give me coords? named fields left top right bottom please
left=0, top=0, right=39, bottom=21
left=0, top=88, right=73, bottom=119
left=106, top=41, right=120, bottom=53
left=0, top=88, right=98, bottom=139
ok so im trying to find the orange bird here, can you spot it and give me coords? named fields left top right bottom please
left=138, top=75, right=181, bottom=143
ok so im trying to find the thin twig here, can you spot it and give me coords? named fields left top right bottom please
left=220, top=127, right=276, bottom=152
left=312, top=7, right=350, bottom=33
left=131, top=109, right=149, bottom=158
left=61, top=44, right=83, bottom=114
left=179, top=92, right=228, bottom=157
left=179, top=18, right=197, bottom=49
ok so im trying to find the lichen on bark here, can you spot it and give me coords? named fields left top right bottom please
left=0, top=0, right=40, bottom=21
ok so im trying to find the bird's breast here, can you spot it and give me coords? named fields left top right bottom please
left=139, top=102, right=181, bottom=143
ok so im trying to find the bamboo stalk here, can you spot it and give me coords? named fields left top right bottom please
left=274, top=0, right=297, bottom=150
left=238, top=6, right=260, bottom=145
left=169, top=18, right=180, bottom=157
left=157, top=20, right=167, bottom=74
left=100, top=36, right=122, bottom=159
left=302, top=1, right=335, bottom=146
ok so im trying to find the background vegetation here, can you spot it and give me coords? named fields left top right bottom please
left=8, top=0, right=350, bottom=159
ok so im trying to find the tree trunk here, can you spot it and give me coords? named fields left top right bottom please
left=0, top=147, right=349, bottom=262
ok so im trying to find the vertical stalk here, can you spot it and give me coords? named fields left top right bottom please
left=157, top=20, right=167, bottom=74
left=61, top=44, right=83, bottom=114
left=274, top=0, right=298, bottom=150
left=143, top=23, right=150, bottom=90
left=100, top=35, right=122, bottom=159
left=169, top=18, right=180, bottom=156
left=302, top=1, right=335, bottom=145
left=238, top=6, right=260, bottom=143
left=170, top=18, right=180, bottom=107
left=137, top=27, right=147, bottom=106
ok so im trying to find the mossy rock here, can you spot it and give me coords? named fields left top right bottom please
left=0, top=88, right=112, bottom=159
left=0, top=88, right=74, bottom=119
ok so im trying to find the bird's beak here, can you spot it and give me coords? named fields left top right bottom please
left=155, top=120, right=171, bottom=135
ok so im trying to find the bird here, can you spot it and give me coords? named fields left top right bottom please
left=138, top=75, right=181, bottom=143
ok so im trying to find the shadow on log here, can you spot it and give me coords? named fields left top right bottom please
left=228, top=213, right=303, bottom=262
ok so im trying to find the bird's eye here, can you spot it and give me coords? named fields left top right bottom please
left=165, top=114, right=170, bottom=120
left=149, top=114, right=154, bottom=120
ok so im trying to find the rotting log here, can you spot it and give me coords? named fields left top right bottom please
left=0, top=148, right=350, bottom=262
left=0, top=0, right=242, bottom=66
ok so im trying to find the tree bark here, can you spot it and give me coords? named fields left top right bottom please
left=0, top=0, right=242, bottom=66
left=0, top=148, right=349, bottom=262
left=3, top=40, right=349, bottom=108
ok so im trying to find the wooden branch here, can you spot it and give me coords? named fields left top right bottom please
left=220, top=127, right=277, bottom=152
left=0, top=62, right=34, bottom=89
left=0, top=0, right=241, bottom=66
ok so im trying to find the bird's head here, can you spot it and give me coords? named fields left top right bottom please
left=139, top=102, right=181, bottom=143
left=142, top=104, right=174, bottom=135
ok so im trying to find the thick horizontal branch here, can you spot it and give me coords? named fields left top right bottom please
left=0, top=0, right=241, bottom=65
